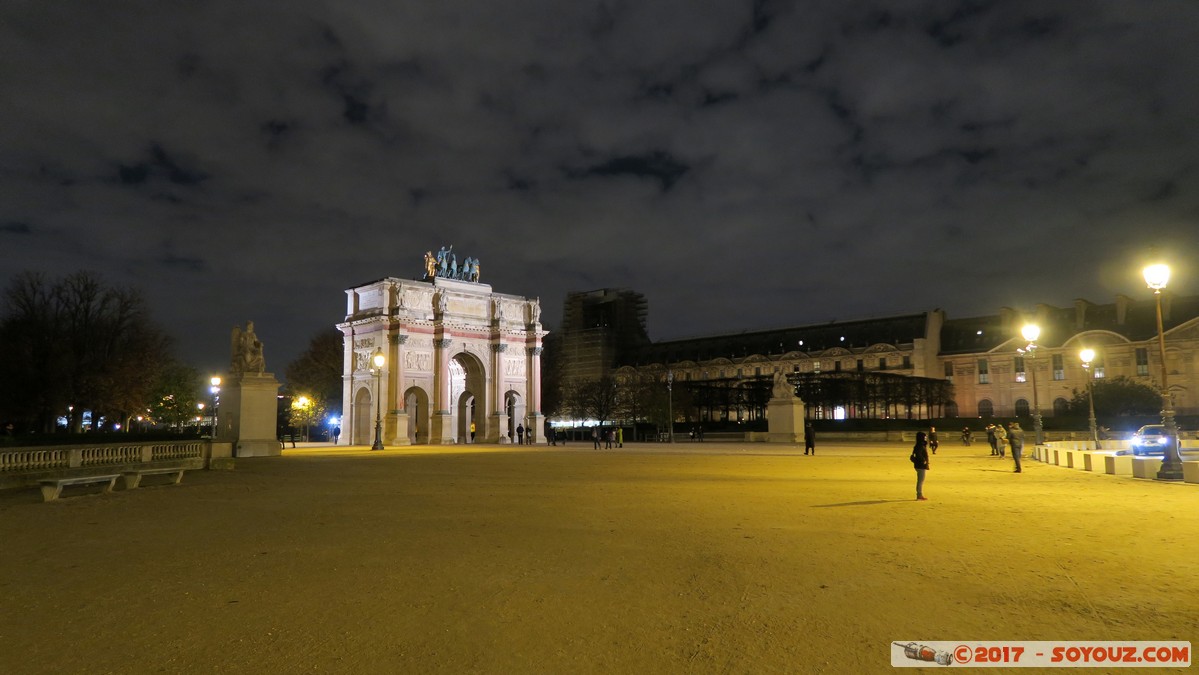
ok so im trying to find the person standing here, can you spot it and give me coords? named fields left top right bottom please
left=986, top=424, right=998, bottom=455
left=516, top=424, right=524, bottom=445
left=616, top=426, right=623, bottom=448
left=592, top=428, right=600, bottom=449
left=470, top=421, right=476, bottom=443
left=804, top=423, right=815, bottom=455
left=929, top=426, right=939, bottom=454
left=961, top=426, right=971, bottom=446
left=1008, top=422, right=1025, bottom=473
left=994, top=422, right=1008, bottom=458
left=911, top=431, right=930, bottom=501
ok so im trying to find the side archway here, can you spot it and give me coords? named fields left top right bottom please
left=405, top=386, right=430, bottom=444
left=504, top=390, right=524, bottom=443
left=353, top=386, right=372, bottom=445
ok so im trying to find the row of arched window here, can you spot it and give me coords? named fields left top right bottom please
left=976, top=398, right=1070, bottom=418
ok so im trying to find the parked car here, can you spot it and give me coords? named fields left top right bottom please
left=1129, top=425, right=1170, bottom=455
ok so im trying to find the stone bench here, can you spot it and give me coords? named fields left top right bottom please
left=1131, top=457, right=1164, bottom=479
left=1063, top=449, right=1083, bottom=469
left=1082, top=452, right=1110, bottom=472
left=39, top=474, right=120, bottom=502
left=121, top=467, right=186, bottom=490
left=1184, top=461, right=1199, bottom=484
left=1104, top=455, right=1134, bottom=476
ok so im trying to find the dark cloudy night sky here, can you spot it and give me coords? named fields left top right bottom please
left=3, top=1, right=1198, bottom=375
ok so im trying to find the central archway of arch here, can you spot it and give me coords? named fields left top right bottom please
left=442, top=351, right=488, bottom=444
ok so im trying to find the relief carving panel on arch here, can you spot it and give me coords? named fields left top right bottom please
left=504, top=357, right=525, bottom=377
left=404, top=350, right=434, bottom=372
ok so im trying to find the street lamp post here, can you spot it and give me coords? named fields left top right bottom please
left=667, top=370, right=674, bottom=443
left=196, top=402, right=205, bottom=435
left=1144, top=263, right=1183, bottom=480
left=371, top=349, right=385, bottom=451
left=293, top=395, right=311, bottom=442
left=1020, top=323, right=1044, bottom=446
left=1079, top=349, right=1099, bottom=450
left=210, top=376, right=221, bottom=439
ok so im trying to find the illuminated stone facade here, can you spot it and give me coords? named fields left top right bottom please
left=592, top=293, right=1199, bottom=422
left=337, top=277, right=546, bottom=445
left=941, top=295, right=1199, bottom=419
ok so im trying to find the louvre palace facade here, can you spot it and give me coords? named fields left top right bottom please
left=556, top=289, right=1199, bottom=423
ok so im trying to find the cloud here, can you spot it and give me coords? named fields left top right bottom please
left=0, top=0, right=1197, bottom=372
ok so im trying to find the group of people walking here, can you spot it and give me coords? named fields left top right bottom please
left=983, top=422, right=1025, bottom=473
left=910, top=421, right=1028, bottom=501
left=591, top=427, right=623, bottom=449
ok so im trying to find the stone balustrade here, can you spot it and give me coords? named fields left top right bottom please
left=0, top=440, right=220, bottom=490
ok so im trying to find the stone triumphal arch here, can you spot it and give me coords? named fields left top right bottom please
left=337, top=272, right=545, bottom=446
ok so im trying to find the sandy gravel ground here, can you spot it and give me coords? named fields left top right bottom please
left=1, top=441, right=1196, bottom=674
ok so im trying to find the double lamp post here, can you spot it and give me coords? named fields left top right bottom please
left=1017, top=262, right=1182, bottom=480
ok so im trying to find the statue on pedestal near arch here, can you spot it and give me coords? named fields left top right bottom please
left=231, top=321, right=266, bottom=374
left=771, top=371, right=794, bottom=399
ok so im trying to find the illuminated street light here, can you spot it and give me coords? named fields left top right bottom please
left=210, top=376, right=221, bottom=439
left=1079, top=349, right=1100, bottom=449
left=1143, top=263, right=1182, bottom=480
left=1019, top=323, right=1044, bottom=445
left=292, top=395, right=312, bottom=442
left=196, top=402, right=205, bottom=434
left=371, top=349, right=385, bottom=451
left=666, top=370, right=675, bottom=444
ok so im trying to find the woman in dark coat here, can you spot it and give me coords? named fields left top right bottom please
left=911, top=431, right=930, bottom=501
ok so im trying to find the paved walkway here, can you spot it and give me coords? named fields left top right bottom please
left=2, top=442, right=1196, bottom=674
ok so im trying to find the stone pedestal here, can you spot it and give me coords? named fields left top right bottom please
left=221, top=372, right=281, bottom=457
left=207, top=441, right=236, bottom=470
left=525, top=413, right=544, bottom=444
left=766, top=395, right=806, bottom=444
left=489, top=412, right=510, bottom=443
left=388, top=410, right=411, bottom=446
left=432, top=411, right=456, bottom=444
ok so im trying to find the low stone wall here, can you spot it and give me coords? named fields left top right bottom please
left=752, top=430, right=906, bottom=443
left=0, top=440, right=224, bottom=490
left=1039, top=440, right=1199, bottom=484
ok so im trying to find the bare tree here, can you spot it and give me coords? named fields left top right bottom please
left=0, top=271, right=171, bottom=431
left=566, top=376, right=622, bottom=428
